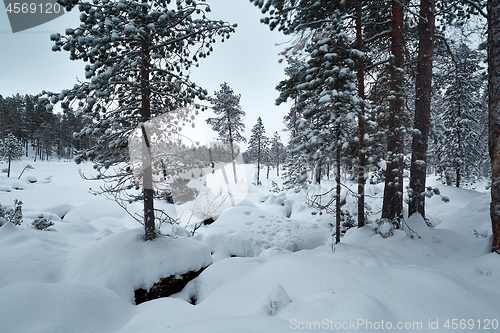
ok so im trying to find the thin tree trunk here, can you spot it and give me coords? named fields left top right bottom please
left=227, top=113, right=238, bottom=184
left=456, top=96, right=463, bottom=188
left=381, top=0, right=405, bottom=226
left=256, top=137, right=261, bottom=185
left=409, top=0, right=435, bottom=218
left=356, top=0, right=366, bottom=228
left=488, top=0, right=500, bottom=253
left=315, top=162, right=321, bottom=184
left=336, top=129, right=341, bottom=244
left=7, top=154, right=11, bottom=178
left=141, top=0, right=155, bottom=241
left=276, top=154, right=280, bottom=177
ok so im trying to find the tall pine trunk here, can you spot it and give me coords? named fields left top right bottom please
left=227, top=113, right=238, bottom=184
left=355, top=0, right=366, bottom=228
left=408, top=0, right=435, bottom=218
left=256, top=137, right=261, bottom=185
left=315, top=162, right=321, bottom=184
left=381, top=0, right=405, bottom=226
left=141, top=0, right=155, bottom=241
left=7, top=153, right=11, bottom=178
left=335, top=128, right=341, bottom=244
left=488, top=0, right=500, bottom=253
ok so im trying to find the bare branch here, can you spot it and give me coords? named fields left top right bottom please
left=459, top=0, right=487, bottom=18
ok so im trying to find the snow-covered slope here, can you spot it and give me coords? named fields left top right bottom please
left=0, top=160, right=498, bottom=333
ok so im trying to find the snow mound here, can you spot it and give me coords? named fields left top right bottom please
left=63, top=198, right=130, bottom=222
left=0, top=222, right=71, bottom=287
left=260, top=283, right=292, bottom=316
left=63, top=228, right=212, bottom=303
left=0, top=282, right=132, bottom=333
left=42, top=203, right=75, bottom=219
left=437, top=194, right=491, bottom=238
left=167, top=316, right=292, bottom=333
left=175, top=257, right=263, bottom=304
left=0, top=177, right=25, bottom=191
left=196, top=206, right=329, bottom=260
left=25, top=175, right=37, bottom=183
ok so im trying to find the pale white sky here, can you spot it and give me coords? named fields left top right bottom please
left=0, top=0, right=291, bottom=148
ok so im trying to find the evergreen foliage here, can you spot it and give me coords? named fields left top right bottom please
left=246, top=117, right=268, bottom=185
left=206, top=82, right=246, bottom=184
left=269, top=131, right=285, bottom=177
left=293, top=12, right=360, bottom=172
left=31, top=214, right=54, bottom=231
left=0, top=94, right=90, bottom=161
left=40, top=0, right=235, bottom=240
left=0, top=133, right=24, bottom=177
left=432, top=42, right=488, bottom=187
left=0, top=200, right=23, bottom=226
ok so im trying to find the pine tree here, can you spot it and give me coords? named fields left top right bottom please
left=206, top=82, right=246, bottom=184
left=276, top=58, right=307, bottom=139
left=433, top=42, right=487, bottom=187
left=42, top=0, right=235, bottom=241
left=246, top=117, right=267, bottom=185
left=269, top=131, right=285, bottom=176
left=293, top=11, right=360, bottom=243
left=276, top=59, right=311, bottom=190
left=0, top=133, right=24, bottom=178
left=408, top=0, right=436, bottom=219
left=379, top=0, right=406, bottom=228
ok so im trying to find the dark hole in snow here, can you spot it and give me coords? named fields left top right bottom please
left=134, top=267, right=207, bottom=305
left=203, top=217, right=215, bottom=225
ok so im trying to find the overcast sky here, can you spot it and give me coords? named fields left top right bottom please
left=0, top=0, right=291, bottom=148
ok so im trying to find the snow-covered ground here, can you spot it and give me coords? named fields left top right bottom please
left=0, top=159, right=498, bottom=333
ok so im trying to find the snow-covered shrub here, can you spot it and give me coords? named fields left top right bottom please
left=31, top=214, right=54, bottom=231
left=373, top=219, right=396, bottom=238
left=270, top=181, right=282, bottom=193
left=0, top=199, right=23, bottom=226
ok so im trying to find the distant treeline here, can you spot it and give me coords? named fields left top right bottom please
left=0, top=94, right=92, bottom=161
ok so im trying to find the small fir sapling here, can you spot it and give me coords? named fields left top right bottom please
left=31, top=214, right=54, bottom=231
left=0, top=199, right=23, bottom=226
left=0, top=133, right=24, bottom=178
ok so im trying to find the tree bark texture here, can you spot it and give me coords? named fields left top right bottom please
left=227, top=113, right=238, bottom=184
left=488, top=0, right=500, bottom=253
left=408, top=0, right=435, bottom=218
left=315, top=162, right=322, bottom=185
left=356, top=0, right=366, bottom=228
left=381, top=0, right=405, bottom=226
left=336, top=129, right=341, bottom=244
left=256, top=137, right=261, bottom=185
left=141, top=0, right=155, bottom=241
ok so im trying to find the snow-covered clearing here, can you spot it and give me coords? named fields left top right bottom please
left=0, top=160, right=498, bottom=332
